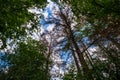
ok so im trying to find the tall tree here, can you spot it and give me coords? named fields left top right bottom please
left=0, top=38, right=51, bottom=80
left=63, top=0, right=120, bottom=79
left=41, top=0, right=120, bottom=79
left=40, top=1, right=91, bottom=78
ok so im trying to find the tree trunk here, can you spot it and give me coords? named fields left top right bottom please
left=71, top=47, right=81, bottom=72
left=67, top=26, right=89, bottom=74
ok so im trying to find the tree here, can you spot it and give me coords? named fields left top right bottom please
left=63, top=0, right=120, bottom=79
left=40, top=1, right=92, bottom=78
left=0, top=0, right=47, bottom=49
left=0, top=38, right=51, bottom=80
left=41, top=0, right=120, bottom=79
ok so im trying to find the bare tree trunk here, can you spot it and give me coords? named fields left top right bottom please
left=67, top=26, right=89, bottom=74
left=70, top=47, right=81, bottom=72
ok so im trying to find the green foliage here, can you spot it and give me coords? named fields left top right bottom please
left=67, top=0, right=120, bottom=35
left=63, top=59, right=119, bottom=80
left=1, top=39, right=50, bottom=80
left=63, top=65, right=76, bottom=80
left=59, top=1, right=120, bottom=80
left=0, top=0, right=47, bottom=49
left=67, top=0, right=120, bottom=18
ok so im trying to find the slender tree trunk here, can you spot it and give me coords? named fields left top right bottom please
left=70, top=47, right=81, bottom=72
left=60, top=11, right=90, bottom=77
left=67, top=26, right=89, bottom=74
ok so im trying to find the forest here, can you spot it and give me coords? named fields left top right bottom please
left=0, top=0, right=120, bottom=80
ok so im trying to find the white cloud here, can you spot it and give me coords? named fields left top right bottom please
left=40, top=26, right=45, bottom=34
left=47, top=0, right=52, bottom=3
left=47, top=24, right=55, bottom=31
left=43, top=12, right=49, bottom=18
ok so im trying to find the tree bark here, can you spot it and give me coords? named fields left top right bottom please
left=71, top=47, right=81, bottom=72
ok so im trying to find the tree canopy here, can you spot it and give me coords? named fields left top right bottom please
left=0, top=0, right=120, bottom=80
left=0, top=0, right=46, bottom=49
left=0, top=38, right=51, bottom=80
